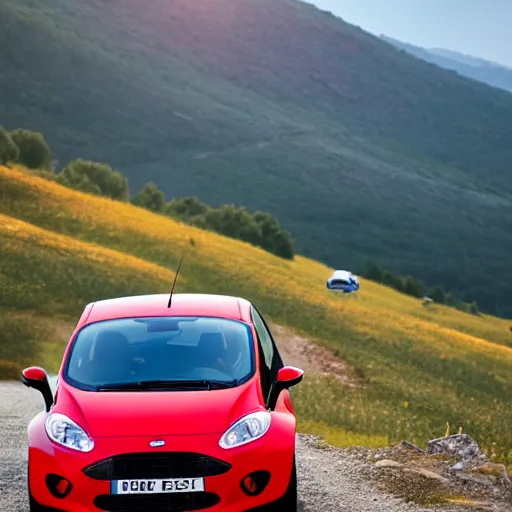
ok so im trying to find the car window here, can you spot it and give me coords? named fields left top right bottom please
left=251, top=307, right=275, bottom=370
left=64, top=316, right=255, bottom=391
left=251, top=306, right=284, bottom=400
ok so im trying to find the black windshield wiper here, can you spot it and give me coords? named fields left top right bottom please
left=98, top=379, right=237, bottom=391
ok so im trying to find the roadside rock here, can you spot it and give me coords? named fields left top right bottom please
left=405, top=468, right=445, bottom=482
left=375, top=459, right=405, bottom=469
left=455, top=472, right=495, bottom=487
left=472, top=462, right=512, bottom=485
left=366, top=433, right=512, bottom=509
left=428, top=434, right=486, bottom=465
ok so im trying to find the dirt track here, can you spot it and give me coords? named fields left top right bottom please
left=0, top=380, right=471, bottom=512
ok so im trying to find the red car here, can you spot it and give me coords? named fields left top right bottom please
left=21, top=293, right=304, bottom=512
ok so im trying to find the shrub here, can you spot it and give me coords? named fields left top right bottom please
left=382, top=270, right=404, bottom=293
left=0, top=127, right=19, bottom=165
left=166, top=196, right=210, bottom=218
left=253, top=211, right=295, bottom=260
left=361, top=261, right=384, bottom=282
left=9, top=129, right=52, bottom=169
left=429, top=285, right=447, bottom=304
left=469, top=301, right=480, bottom=316
left=403, top=275, right=424, bottom=297
left=58, top=159, right=129, bottom=201
left=132, top=182, right=166, bottom=212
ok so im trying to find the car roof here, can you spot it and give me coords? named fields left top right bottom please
left=330, top=270, right=352, bottom=279
left=84, top=293, right=253, bottom=325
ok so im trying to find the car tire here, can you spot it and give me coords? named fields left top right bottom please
left=274, top=455, right=298, bottom=510
left=251, top=455, right=298, bottom=512
left=29, top=492, right=47, bottom=512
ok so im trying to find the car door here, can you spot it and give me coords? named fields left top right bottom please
left=250, top=306, right=294, bottom=414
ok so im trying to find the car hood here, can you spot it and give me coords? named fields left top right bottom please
left=54, top=378, right=262, bottom=438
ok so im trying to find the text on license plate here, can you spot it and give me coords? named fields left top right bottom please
left=111, top=478, right=205, bottom=495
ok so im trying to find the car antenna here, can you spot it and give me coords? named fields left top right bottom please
left=167, top=256, right=184, bottom=308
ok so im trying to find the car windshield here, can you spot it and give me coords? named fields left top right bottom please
left=63, top=316, right=255, bottom=391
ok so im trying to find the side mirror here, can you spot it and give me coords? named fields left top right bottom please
left=21, top=367, right=54, bottom=412
left=267, top=366, right=304, bottom=410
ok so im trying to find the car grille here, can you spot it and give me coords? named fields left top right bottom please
left=83, top=452, right=232, bottom=480
left=93, top=492, right=220, bottom=511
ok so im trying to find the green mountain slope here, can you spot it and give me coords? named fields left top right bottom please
left=2, top=0, right=512, bottom=315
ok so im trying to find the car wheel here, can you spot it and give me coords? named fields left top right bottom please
left=252, top=455, right=297, bottom=512
left=29, top=492, right=48, bottom=512
left=274, top=455, right=297, bottom=510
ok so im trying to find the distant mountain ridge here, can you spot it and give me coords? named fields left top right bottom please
left=430, top=47, right=511, bottom=69
left=380, top=34, right=512, bottom=93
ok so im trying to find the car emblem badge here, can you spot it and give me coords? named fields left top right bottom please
left=149, top=440, right=166, bottom=448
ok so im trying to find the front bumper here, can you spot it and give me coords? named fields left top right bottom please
left=29, top=428, right=295, bottom=511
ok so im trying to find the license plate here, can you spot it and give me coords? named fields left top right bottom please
left=111, top=478, right=205, bottom=495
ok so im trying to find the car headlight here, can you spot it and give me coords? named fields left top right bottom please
left=45, top=413, right=94, bottom=452
left=219, top=411, right=271, bottom=449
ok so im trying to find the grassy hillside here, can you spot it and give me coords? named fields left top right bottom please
left=2, top=0, right=512, bottom=316
left=2, top=166, right=512, bottom=465
left=0, top=213, right=177, bottom=377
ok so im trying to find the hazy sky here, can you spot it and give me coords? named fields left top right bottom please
left=307, top=0, right=512, bottom=67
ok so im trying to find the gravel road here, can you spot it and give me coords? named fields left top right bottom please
left=0, top=381, right=464, bottom=512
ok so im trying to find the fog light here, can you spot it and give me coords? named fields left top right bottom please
left=46, top=474, right=72, bottom=499
left=240, top=471, right=270, bottom=496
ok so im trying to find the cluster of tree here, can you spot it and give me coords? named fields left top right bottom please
left=191, top=201, right=292, bottom=259
left=0, top=126, right=294, bottom=260
left=137, top=188, right=295, bottom=259
left=360, top=262, right=480, bottom=315
left=131, top=184, right=295, bottom=259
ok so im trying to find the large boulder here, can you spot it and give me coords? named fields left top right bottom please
left=427, top=433, right=485, bottom=463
